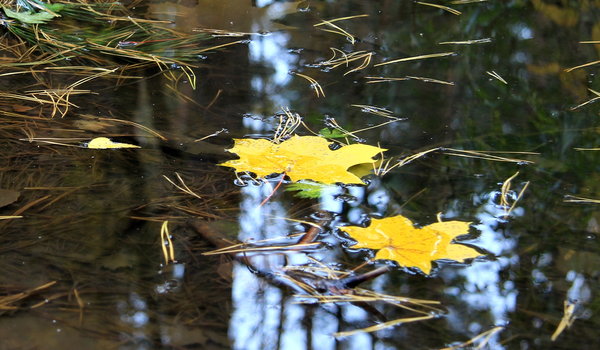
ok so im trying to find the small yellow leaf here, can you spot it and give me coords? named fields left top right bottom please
left=87, top=137, right=140, bottom=149
left=219, top=135, right=385, bottom=184
left=341, top=215, right=482, bottom=274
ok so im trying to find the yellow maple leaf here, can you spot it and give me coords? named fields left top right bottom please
left=219, top=135, right=385, bottom=184
left=340, top=215, right=481, bottom=274
left=87, top=137, right=140, bottom=149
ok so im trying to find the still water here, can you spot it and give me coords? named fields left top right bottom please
left=1, top=1, right=599, bottom=349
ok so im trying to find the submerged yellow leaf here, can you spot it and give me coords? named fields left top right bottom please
left=341, top=215, right=481, bottom=274
left=87, top=137, right=140, bottom=149
left=220, top=135, right=385, bottom=184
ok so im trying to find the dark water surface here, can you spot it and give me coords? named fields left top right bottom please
left=1, top=1, right=600, bottom=349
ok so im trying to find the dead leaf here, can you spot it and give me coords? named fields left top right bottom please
left=219, top=135, right=385, bottom=184
left=87, top=137, right=140, bottom=149
left=0, top=189, right=20, bottom=208
left=340, top=215, right=482, bottom=274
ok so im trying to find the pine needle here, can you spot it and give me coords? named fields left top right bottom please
left=416, top=1, right=461, bottom=15
left=564, top=195, right=600, bottom=204
left=335, top=315, right=435, bottom=337
left=565, top=59, right=600, bottom=72
left=374, top=52, right=455, bottom=67
left=439, top=38, right=492, bottom=45
left=551, top=300, right=578, bottom=341
left=366, top=75, right=455, bottom=85
left=486, top=70, right=508, bottom=84
left=440, top=326, right=504, bottom=350
left=163, top=173, right=202, bottom=199
left=292, top=72, right=325, bottom=97
left=160, top=221, right=176, bottom=265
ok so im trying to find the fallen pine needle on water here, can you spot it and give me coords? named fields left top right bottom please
left=439, top=38, right=492, bottom=45
left=564, top=195, right=600, bottom=204
left=499, top=171, right=529, bottom=217
left=440, top=326, right=504, bottom=350
left=416, top=1, right=461, bottom=15
left=0, top=281, right=57, bottom=310
left=570, top=88, right=600, bottom=110
left=451, top=0, right=488, bottom=3
left=565, top=59, right=600, bottom=72
left=313, top=14, right=369, bottom=44
left=487, top=70, right=508, bottom=84
left=194, top=128, right=227, bottom=142
left=551, top=300, right=578, bottom=341
left=335, top=315, right=435, bottom=337
left=203, top=242, right=322, bottom=255
left=160, top=221, right=176, bottom=265
left=365, top=76, right=455, bottom=85
left=291, top=72, right=325, bottom=97
left=163, top=173, right=202, bottom=199
left=0, top=216, right=23, bottom=220
left=374, top=52, right=455, bottom=67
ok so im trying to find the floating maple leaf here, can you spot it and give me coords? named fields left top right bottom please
left=219, top=135, right=385, bottom=184
left=340, top=215, right=482, bottom=274
left=86, top=137, right=140, bottom=149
